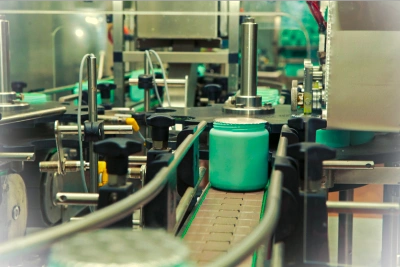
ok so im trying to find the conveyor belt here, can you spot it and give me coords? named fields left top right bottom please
left=182, top=184, right=267, bottom=266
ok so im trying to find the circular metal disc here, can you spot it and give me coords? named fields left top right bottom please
left=0, top=173, right=28, bottom=242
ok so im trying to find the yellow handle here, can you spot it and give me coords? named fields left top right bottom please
left=126, top=118, right=140, bottom=132
left=98, top=161, right=108, bottom=187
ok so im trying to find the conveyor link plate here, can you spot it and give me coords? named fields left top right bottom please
left=182, top=185, right=266, bottom=266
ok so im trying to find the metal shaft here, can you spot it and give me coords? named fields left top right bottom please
left=88, top=56, right=98, bottom=195
left=240, top=17, right=257, bottom=97
left=338, top=190, right=353, bottom=265
left=56, top=193, right=99, bottom=206
left=0, top=18, right=10, bottom=93
left=58, top=125, right=133, bottom=135
left=0, top=152, right=35, bottom=162
left=144, top=53, right=150, bottom=112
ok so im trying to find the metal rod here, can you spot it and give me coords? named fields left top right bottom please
left=323, top=160, right=374, bottom=170
left=144, top=53, right=150, bottom=112
left=0, top=120, right=208, bottom=261
left=338, top=190, right=353, bottom=265
left=129, top=78, right=186, bottom=86
left=58, top=125, right=133, bottom=135
left=39, top=161, right=89, bottom=173
left=0, top=18, right=10, bottom=93
left=0, top=153, right=35, bottom=162
left=88, top=55, right=98, bottom=195
left=56, top=193, right=99, bottom=206
left=277, top=136, right=288, bottom=157
left=0, top=106, right=67, bottom=125
left=175, top=187, right=194, bottom=224
left=327, top=201, right=400, bottom=215
left=271, top=242, right=285, bottom=267
left=58, top=93, right=79, bottom=103
left=240, top=17, right=258, bottom=97
left=128, top=156, right=147, bottom=164
left=333, top=167, right=400, bottom=185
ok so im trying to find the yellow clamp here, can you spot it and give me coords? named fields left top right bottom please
left=126, top=118, right=140, bottom=132
left=98, top=161, right=108, bottom=187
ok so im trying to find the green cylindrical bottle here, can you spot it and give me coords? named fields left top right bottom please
left=209, top=118, right=269, bottom=191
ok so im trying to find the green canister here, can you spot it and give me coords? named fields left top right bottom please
left=209, top=118, right=269, bottom=191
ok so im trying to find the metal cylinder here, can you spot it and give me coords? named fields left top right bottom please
left=0, top=18, right=10, bottom=93
left=39, top=161, right=89, bottom=173
left=58, top=125, right=133, bottom=135
left=56, top=193, right=99, bottom=206
left=128, top=156, right=147, bottom=164
left=240, top=17, right=258, bottom=97
left=0, top=152, right=35, bottom=162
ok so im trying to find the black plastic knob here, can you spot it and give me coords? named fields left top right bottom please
left=147, top=114, right=175, bottom=144
left=97, top=83, right=116, bottom=99
left=94, top=138, right=142, bottom=175
left=11, top=81, right=27, bottom=93
left=138, top=74, right=153, bottom=90
left=204, top=84, right=222, bottom=102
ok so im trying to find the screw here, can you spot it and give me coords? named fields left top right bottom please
left=12, top=206, right=20, bottom=220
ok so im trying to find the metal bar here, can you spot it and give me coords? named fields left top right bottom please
left=240, top=18, right=258, bottom=97
left=58, top=125, right=133, bottom=135
left=123, top=51, right=230, bottom=64
left=88, top=55, right=98, bottom=195
left=382, top=185, right=399, bottom=267
left=0, top=120, right=207, bottom=261
left=56, top=193, right=99, bottom=206
left=58, top=94, right=79, bottom=103
left=323, top=160, right=374, bottom=170
left=39, top=161, right=89, bottom=173
left=0, top=153, right=35, bottom=162
left=277, top=136, right=288, bottom=157
left=144, top=53, right=150, bottom=112
left=113, top=1, right=125, bottom=107
left=128, top=156, right=147, bottom=164
left=0, top=18, right=10, bottom=93
left=175, top=187, right=194, bottom=224
left=270, top=242, right=285, bottom=267
left=228, top=1, right=240, bottom=94
left=327, top=201, right=400, bottom=215
left=333, top=167, right=400, bottom=185
left=0, top=106, right=67, bottom=125
left=338, top=190, right=353, bottom=265
left=129, top=78, right=186, bottom=86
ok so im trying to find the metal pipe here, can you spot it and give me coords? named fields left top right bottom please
left=323, top=160, right=374, bottom=170
left=0, top=106, right=67, bottom=126
left=128, top=156, right=147, bottom=164
left=144, top=53, right=150, bottom=112
left=327, top=201, right=400, bottom=215
left=338, top=190, right=353, bottom=265
left=175, top=187, right=194, bottom=223
left=0, top=120, right=208, bottom=261
left=271, top=242, right=285, bottom=267
left=58, top=125, right=133, bottom=135
left=88, top=55, right=98, bottom=195
left=129, top=78, right=186, bottom=86
left=56, top=193, right=99, bottom=206
left=0, top=153, right=35, bottom=162
left=240, top=17, right=258, bottom=97
left=39, top=161, right=89, bottom=173
left=0, top=18, right=10, bottom=93
left=277, top=136, right=288, bottom=157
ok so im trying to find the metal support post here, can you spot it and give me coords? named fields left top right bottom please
left=112, top=1, right=125, bottom=107
left=88, top=55, right=98, bottom=195
left=338, top=189, right=354, bottom=265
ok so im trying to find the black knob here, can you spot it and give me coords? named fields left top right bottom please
left=11, top=81, right=27, bottom=93
left=97, top=83, right=116, bottom=99
left=94, top=138, right=142, bottom=175
left=147, top=115, right=175, bottom=149
left=138, top=74, right=153, bottom=90
left=204, top=84, right=222, bottom=103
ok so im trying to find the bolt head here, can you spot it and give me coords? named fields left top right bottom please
left=12, top=206, right=20, bottom=220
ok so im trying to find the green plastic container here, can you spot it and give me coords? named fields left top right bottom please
left=209, top=118, right=269, bottom=191
left=316, top=129, right=350, bottom=148
left=350, top=131, right=375, bottom=146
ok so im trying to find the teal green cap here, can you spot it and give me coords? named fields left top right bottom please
left=316, top=129, right=350, bottom=148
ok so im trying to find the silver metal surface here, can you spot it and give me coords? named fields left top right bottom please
left=333, top=167, right=400, bottom=185
left=222, top=104, right=274, bottom=115
left=327, top=201, right=400, bottom=215
left=128, top=156, right=147, bottom=164
left=0, top=106, right=66, bottom=125
left=136, top=1, right=217, bottom=39
left=326, top=1, right=400, bottom=131
left=88, top=55, right=98, bottom=194
left=0, top=102, right=29, bottom=111
left=123, top=51, right=229, bottom=64
left=58, top=94, right=78, bottom=103
left=0, top=153, right=35, bottom=162
left=129, top=78, right=186, bottom=86
left=113, top=1, right=124, bottom=107
left=338, top=190, right=353, bottom=265
left=39, top=161, right=89, bottom=173
left=0, top=19, right=10, bottom=93
left=56, top=193, right=99, bottom=206
left=54, top=121, right=66, bottom=176
left=175, top=187, right=193, bottom=226
left=144, top=54, right=150, bottom=112
left=0, top=91, right=15, bottom=102
left=271, top=242, right=284, bottom=267
left=240, top=17, right=258, bottom=98
left=58, top=125, right=133, bottom=135
left=291, top=80, right=298, bottom=111
left=277, top=136, right=288, bottom=157
left=236, top=95, right=262, bottom=107
left=323, top=160, right=374, bottom=170
left=108, top=174, right=126, bottom=187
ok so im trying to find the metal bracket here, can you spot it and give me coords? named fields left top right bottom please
left=54, top=120, right=66, bottom=176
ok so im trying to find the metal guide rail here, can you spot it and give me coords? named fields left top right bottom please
left=182, top=185, right=266, bottom=266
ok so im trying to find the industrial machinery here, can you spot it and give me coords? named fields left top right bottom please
left=0, top=1, right=399, bottom=267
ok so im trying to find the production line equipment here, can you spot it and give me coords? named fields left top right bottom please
left=1, top=2, right=400, bottom=267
